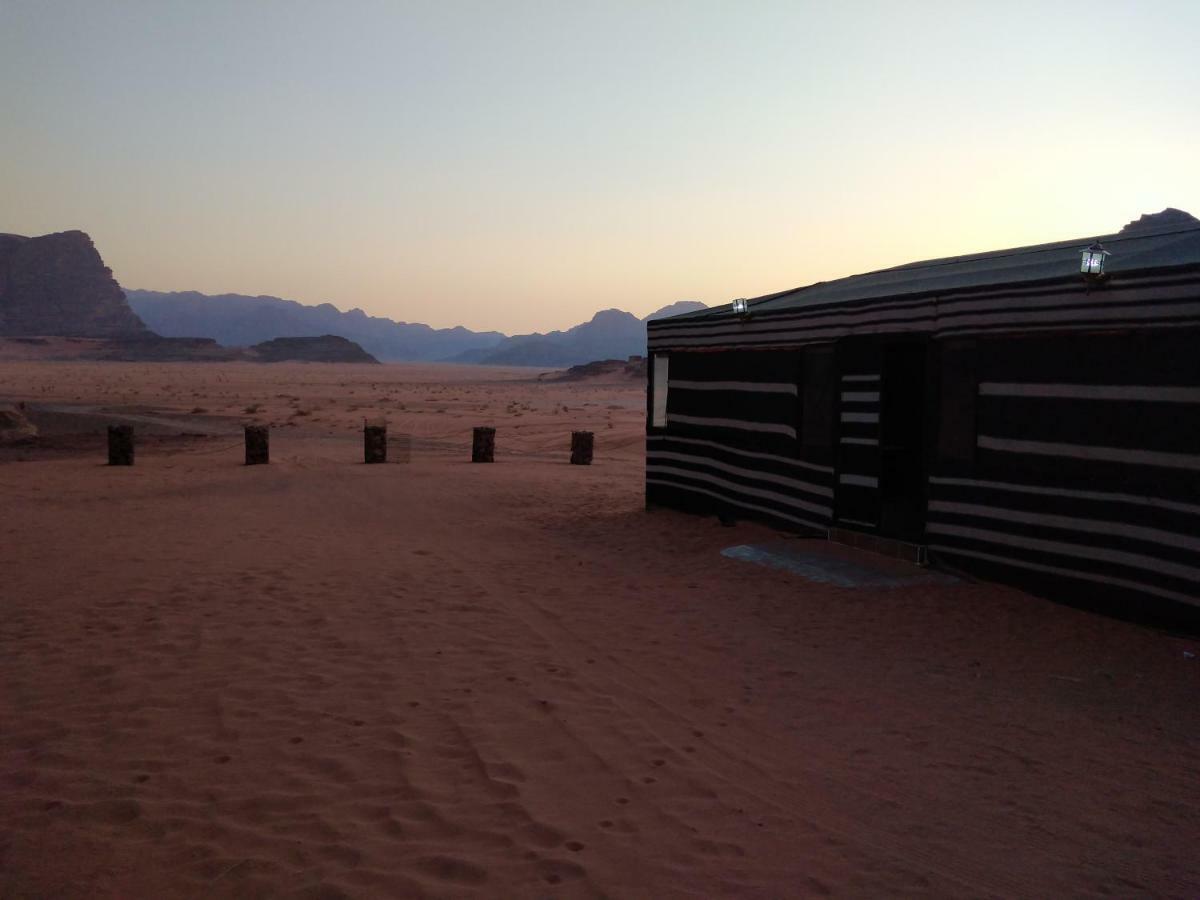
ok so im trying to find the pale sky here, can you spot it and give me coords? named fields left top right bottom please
left=3, top=1, right=1198, bottom=334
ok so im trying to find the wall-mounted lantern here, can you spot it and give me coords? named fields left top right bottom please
left=731, top=297, right=749, bottom=316
left=1080, top=240, right=1110, bottom=279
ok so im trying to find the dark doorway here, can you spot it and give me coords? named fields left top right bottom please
left=879, top=342, right=928, bottom=540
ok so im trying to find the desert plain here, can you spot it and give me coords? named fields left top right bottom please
left=1, top=359, right=1198, bottom=899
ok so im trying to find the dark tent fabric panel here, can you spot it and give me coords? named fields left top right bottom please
left=969, top=330, right=1200, bottom=496
left=644, top=478, right=827, bottom=534
left=645, top=431, right=832, bottom=535
left=663, top=350, right=802, bottom=458
left=927, top=543, right=1198, bottom=621
left=936, top=340, right=977, bottom=466
left=800, top=346, right=837, bottom=465
left=646, top=349, right=828, bottom=534
left=927, top=327, right=1200, bottom=611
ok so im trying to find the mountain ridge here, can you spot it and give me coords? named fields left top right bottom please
left=126, top=289, right=505, bottom=363
left=129, top=289, right=706, bottom=366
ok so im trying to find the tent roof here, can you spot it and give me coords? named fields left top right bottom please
left=659, top=210, right=1200, bottom=323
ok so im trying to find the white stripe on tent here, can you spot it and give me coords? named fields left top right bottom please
left=647, top=449, right=833, bottom=498
left=669, top=379, right=798, bottom=395
left=667, top=413, right=797, bottom=438
left=841, top=392, right=880, bottom=402
left=839, top=474, right=879, bottom=488
left=928, top=544, right=1199, bottom=607
left=976, top=435, right=1200, bottom=471
left=979, top=382, right=1200, bottom=403
left=841, top=374, right=880, bottom=383
left=939, top=315, right=1200, bottom=340
left=837, top=517, right=877, bottom=529
left=646, top=465, right=831, bottom=516
left=840, top=437, right=879, bottom=446
left=841, top=412, right=879, bottom=424
left=647, top=477, right=827, bottom=532
left=935, top=284, right=1200, bottom=317
left=928, top=500, right=1200, bottom=553
left=646, top=434, right=834, bottom=474
left=928, top=475, right=1200, bottom=518
left=925, top=522, right=1200, bottom=584
left=933, top=300, right=1200, bottom=333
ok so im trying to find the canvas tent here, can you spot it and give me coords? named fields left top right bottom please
left=645, top=209, right=1200, bottom=616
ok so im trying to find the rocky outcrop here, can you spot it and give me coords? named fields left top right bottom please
left=0, top=403, right=38, bottom=444
left=0, top=230, right=148, bottom=337
left=249, top=335, right=380, bottom=364
left=539, top=357, right=648, bottom=382
left=97, top=337, right=240, bottom=362
left=1119, top=208, right=1199, bottom=234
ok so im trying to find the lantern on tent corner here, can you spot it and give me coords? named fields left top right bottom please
left=731, top=297, right=749, bottom=316
left=1080, top=240, right=1110, bottom=278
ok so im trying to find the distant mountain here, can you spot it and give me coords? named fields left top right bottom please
left=126, top=290, right=505, bottom=362
left=643, top=300, right=707, bottom=321
left=1, top=230, right=149, bottom=337
left=462, top=301, right=709, bottom=367
left=127, top=288, right=707, bottom=367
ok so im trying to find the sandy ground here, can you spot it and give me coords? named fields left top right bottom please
left=1, top=361, right=1198, bottom=899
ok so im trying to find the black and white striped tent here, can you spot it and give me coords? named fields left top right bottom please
left=645, top=209, right=1200, bottom=616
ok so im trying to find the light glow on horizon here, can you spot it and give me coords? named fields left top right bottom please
left=2, top=1, right=1198, bottom=334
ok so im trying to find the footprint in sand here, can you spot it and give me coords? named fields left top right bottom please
left=537, top=857, right=587, bottom=884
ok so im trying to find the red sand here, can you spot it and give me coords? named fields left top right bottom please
left=1, top=361, right=1198, bottom=898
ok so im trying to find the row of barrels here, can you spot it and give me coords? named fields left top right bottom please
left=105, top=424, right=596, bottom=466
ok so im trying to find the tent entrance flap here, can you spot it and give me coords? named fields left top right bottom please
left=878, top=342, right=929, bottom=542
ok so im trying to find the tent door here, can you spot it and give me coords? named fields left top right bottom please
left=878, top=341, right=928, bottom=541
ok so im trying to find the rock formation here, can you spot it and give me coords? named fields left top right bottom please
left=0, top=230, right=149, bottom=337
left=0, top=403, right=37, bottom=445
left=1119, top=208, right=1199, bottom=234
left=249, top=335, right=380, bottom=363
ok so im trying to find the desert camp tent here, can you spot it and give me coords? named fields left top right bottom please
left=645, top=209, right=1200, bottom=617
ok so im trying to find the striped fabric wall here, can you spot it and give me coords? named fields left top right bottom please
left=647, top=273, right=1200, bottom=353
left=646, top=435, right=833, bottom=533
left=834, top=372, right=881, bottom=528
left=646, top=350, right=833, bottom=534
left=928, top=329, right=1200, bottom=610
left=646, top=284, right=1200, bottom=612
left=927, top=476, right=1200, bottom=608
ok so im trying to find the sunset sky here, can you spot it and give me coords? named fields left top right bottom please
left=3, top=1, right=1198, bottom=334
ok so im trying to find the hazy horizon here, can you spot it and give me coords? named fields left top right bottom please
left=3, top=1, right=1198, bottom=333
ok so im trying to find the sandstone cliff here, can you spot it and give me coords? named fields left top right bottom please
left=0, top=230, right=148, bottom=337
